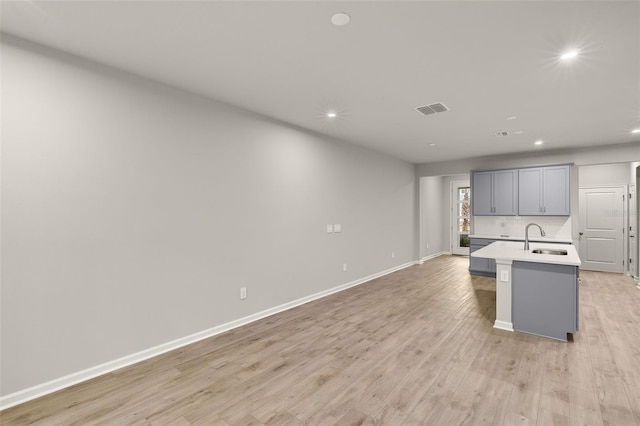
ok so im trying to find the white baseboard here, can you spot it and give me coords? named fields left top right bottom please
left=420, top=252, right=445, bottom=264
left=494, top=320, right=514, bottom=332
left=0, top=260, right=416, bottom=411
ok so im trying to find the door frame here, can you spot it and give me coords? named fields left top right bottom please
left=629, top=182, right=637, bottom=279
left=451, top=180, right=471, bottom=255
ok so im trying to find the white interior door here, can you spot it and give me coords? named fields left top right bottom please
left=452, top=181, right=471, bottom=255
left=579, top=186, right=625, bottom=273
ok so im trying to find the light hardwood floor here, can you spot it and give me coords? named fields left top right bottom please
left=2, top=255, right=640, bottom=425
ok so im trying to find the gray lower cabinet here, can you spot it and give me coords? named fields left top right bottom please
left=512, top=261, right=579, bottom=341
left=469, top=238, right=497, bottom=276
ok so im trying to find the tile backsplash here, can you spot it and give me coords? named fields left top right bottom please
left=473, top=215, right=572, bottom=240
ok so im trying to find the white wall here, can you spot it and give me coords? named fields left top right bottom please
left=473, top=216, right=572, bottom=240
left=579, top=163, right=633, bottom=187
left=416, top=143, right=640, bottom=177
left=578, top=162, right=637, bottom=275
left=0, top=37, right=416, bottom=398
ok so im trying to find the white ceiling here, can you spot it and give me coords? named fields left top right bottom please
left=2, top=1, right=639, bottom=164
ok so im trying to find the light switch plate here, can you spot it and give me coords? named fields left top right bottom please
left=334, top=224, right=342, bottom=233
left=500, top=270, right=509, bottom=282
left=327, top=224, right=334, bottom=233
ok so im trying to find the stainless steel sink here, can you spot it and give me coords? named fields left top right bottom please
left=532, top=249, right=568, bottom=255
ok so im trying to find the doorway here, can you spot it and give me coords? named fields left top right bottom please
left=452, top=181, right=471, bottom=255
left=578, top=186, right=625, bottom=273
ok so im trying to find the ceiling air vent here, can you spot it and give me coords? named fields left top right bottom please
left=416, top=102, right=449, bottom=116
left=495, top=131, right=509, bottom=137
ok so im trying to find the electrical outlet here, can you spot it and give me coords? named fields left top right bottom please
left=391, top=251, right=395, bottom=258
left=500, top=270, right=509, bottom=282
left=343, top=263, right=347, bottom=272
left=426, top=243, right=429, bottom=249
left=240, top=287, right=247, bottom=299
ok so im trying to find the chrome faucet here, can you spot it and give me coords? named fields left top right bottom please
left=524, top=223, right=546, bottom=250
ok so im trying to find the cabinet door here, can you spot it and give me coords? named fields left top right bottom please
left=469, top=239, right=496, bottom=275
left=469, top=255, right=493, bottom=273
left=518, top=168, right=543, bottom=215
left=472, top=172, right=493, bottom=215
left=493, top=169, right=518, bottom=215
left=543, top=165, right=570, bottom=215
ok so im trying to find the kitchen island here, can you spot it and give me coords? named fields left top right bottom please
left=469, top=235, right=573, bottom=277
left=471, top=241, right=581, bottom=341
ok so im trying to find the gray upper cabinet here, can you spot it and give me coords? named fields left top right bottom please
left=472, top=169, right=518, bottom=215
left=494, top=170, right=519, bottom=215
left=518, top=165, right=570, bottom=216
left=472, top=171, right=493, bottom=215
left=518, top=168, right=543, bottom=215
left=543, top=166, right=571, bottom=215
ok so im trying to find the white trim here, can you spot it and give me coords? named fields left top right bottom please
left=578, top=184, right=628, bottom=189
left=420, top=252, right=445, bottom=263
left=0, top=260, right=415, bottom=411
left=451, top=180, right=471, bottom=256
left=494, top=259, right=514, bottom=333
left=493, top=320, right=514, bottom=332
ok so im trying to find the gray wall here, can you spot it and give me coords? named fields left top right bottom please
left=419, top=176, right=443, bottom=259
left=418, top=174, right=469, bottom=258
left=1, top=37, right=416, bottom=396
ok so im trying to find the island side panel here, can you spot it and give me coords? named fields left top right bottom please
left=512, top=261, right=578, bottom=341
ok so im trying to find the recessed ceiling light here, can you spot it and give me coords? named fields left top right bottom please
left=560, top=49, right=580, bottom=60
left=631, top=128, right=640, bottom=134
left=514, top=130, right=524, bottom=135
left=331, top=13, right=350, bottom=26
left=534, top=140, right=544, bottom=145
left=506, top=116, right=517, bottom=120
left=326, top=112, right=337, bottom=118
left=429, top=143, right=437, bottom=147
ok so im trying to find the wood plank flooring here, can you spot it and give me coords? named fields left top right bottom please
left=2, top=255, right=640, bottom=425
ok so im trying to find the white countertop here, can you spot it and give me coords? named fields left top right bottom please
left=471, top=241, right=581, bottom=266
left=470, top=234, right=573, bottom=244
